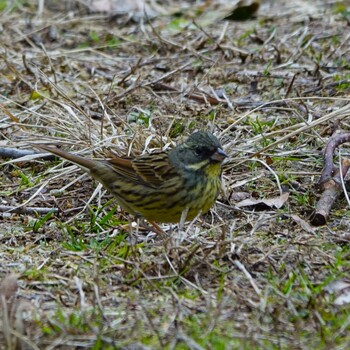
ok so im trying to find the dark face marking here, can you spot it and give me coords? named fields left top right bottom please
left=182, top=131, right=226, bottom=164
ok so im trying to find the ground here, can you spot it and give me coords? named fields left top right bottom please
left=1, top=0, right=350, bottom=349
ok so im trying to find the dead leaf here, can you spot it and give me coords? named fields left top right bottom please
left=14, top=299, right=37, bottom=350
left=324, top=280, right=350, bottom=293
left=0, top=274, right=20, bottom=350
left=87, top=0, right=159, bottom=18
left=291, top=214, right=316, bottom=235
left=324, top=280, right=350, bottom=306
left=223, top=0, right=261, bottom=21
left=0, top=104, right=20, bottom=123
left=236, top=192, right=289, bottom=209
left=230, top=191, right=250, bottom=202
left=197, top=0, right=260, bottom=26
left=334, top=291, right=350, bottom=306
left=0, top=274, right=19, bottom=301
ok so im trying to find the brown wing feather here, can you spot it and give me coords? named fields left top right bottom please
left=107, top=152, right=178, bottom=187
left=37, top=145, right=178, bottom=189
left=106, top=155, right=141, bottom=183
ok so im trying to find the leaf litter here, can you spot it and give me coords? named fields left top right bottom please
left=1, top=0, right=350, bottom=348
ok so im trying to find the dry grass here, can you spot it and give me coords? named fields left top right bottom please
left=1, top=0, right=350, bottom=349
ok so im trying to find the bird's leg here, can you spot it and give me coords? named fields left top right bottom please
left=134, top=217, right=140, bottom=235
left=119, top=217, right=144, bottom=237
left=179, top=207, right=189, bottom=231
left=127, top=217, right=138, bottom=244
left=131, top=218, right=165, bottom=235
left=169, top=207, right=190, bottom=245
left=148, top=221, right=166, bottom=235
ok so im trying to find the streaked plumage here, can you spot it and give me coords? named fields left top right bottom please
left=36, top=131, right=227, bottom=224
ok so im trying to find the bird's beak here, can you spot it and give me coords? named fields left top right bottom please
left=211, top=148, right=228, bottom=162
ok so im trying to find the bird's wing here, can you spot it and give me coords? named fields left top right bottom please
left=107, top=152, right=177, bottom=187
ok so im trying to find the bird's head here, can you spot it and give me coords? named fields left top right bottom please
left=170, top=131, right=227, bottom=172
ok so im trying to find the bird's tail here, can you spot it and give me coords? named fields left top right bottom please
left=35, top=144, right=98, bottom=171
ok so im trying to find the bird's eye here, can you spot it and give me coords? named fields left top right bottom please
left=195, top=146, right=209, bottom=156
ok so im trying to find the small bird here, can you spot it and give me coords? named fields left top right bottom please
left=36, top=131, right=227, bottom=230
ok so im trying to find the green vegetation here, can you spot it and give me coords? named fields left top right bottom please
left=1, top=1, right=350, bottom=349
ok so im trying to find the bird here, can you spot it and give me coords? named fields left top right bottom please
left=36, top=131, right=227, bottom=232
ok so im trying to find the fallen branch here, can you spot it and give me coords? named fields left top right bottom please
left=0, top=206, right=59, bottom=215
left=318, top=133, right=350, bottom=184
left=311, top=132, right=350, bottom=226
left=0, top=147, right=56, bottom=160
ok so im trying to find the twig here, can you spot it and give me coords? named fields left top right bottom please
left=151, top=82, right=225, bottom=105
left=0, top=147, right=56, bottom=160
left=284, top=73, right=297, bottom=99
left=339, top=151, right=350, bottom=209
left=0, top=206, right=59, bottom=215
left=117, top=57, right=142, bottom=86
left=232, top=259, right=261, bottom=296
left=241, top=102, right=350, bottom=156
left=145, top=61, right=192, bottom=87
left=311, top=133, right=350, bottom=226
left=318, top=133, right=350, bottom=185
left=303, top=80, right=350, bottom=95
